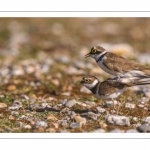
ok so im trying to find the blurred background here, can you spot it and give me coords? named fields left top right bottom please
left=1, top=18, right=150, bottom=133
left=0, top=18, right=150, bottom=95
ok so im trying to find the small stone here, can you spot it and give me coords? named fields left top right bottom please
left=99, top=121, right=108, bottom=129
left=20, top=94, right=29, bottom=100
left=145, top=92, right=150, bottom=98
left=91, top=129, right=106, bottom=133
left=47, top=114, right=58, bottom=121
left=137, top=124, right=150, bottom=133
left=30, top=94, right=37, bottom=99
left=60, top=130, right=70, bottom=133
left=8, top=105, right=19, bottom=111
left=9, top=115, right=16, bottom=121
left=57, top=56, right=70, bottom=63
left=132, top=117, right=138, bottom=122
left=58, top=120, right=68, bottom=127
left=141, top=117, right=150, bottom=124
left=0, top=113, right=4, bottom=119
left=82, top=112, right=98, bottom=120
left=74, top=61, right=86, bottom=69
left=46, top=128, right=56, bottom=133
left=65, top=100, right=76, bottom=107
left=38, top=127, right=45, bottom=132
left=80, top=86, right=91, bottom=94
left=138, top=97, right=149, bottom=104
left=138, top=104, right=144, bottom=108
left=7, top=85, right=16, bottom=91
left=70, top=122, right=80, bottom=129
left=59, top=99, right=67, bottom=105
left=35, top=121, right=48, bottom=128
left=23, top=125, right=32, bottom=129
left=0, top=103, right=7, bottom=110
left=52, top=123, right=59, bottom=129
left=61, top=92, right=71, bottom=96
left=125, top=103, right=135, bottom=109
left=96, top=107, right=106, bottom=113
left=105, top=115, right=130, bottom=126
left=126, top=129, right=139, bottom=133
left=109, top=129, right=124, bottom=133
left=104, top=100, right=118, bottom=107
left=75, top=115, right=86, bottom=127
left=10, top=111, right=19, bottom=116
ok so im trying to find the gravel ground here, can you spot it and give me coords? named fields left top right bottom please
left=0, top=18, right=150, bottom=133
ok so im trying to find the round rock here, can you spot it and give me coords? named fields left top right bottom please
left=137, top=124, right=150, bottom=133
left=0, top=103, right=7, bottom=110
left=65, top=100, right=76, bottom=108
left=105, top=115, right=130, bottom=126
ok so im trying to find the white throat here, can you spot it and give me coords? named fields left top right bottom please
left=84, top=79, right=99, bottom=90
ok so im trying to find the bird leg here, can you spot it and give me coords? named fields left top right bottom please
left=112, top=98, right=116, bottom=114
left=116, top=101, right=121, bottom=115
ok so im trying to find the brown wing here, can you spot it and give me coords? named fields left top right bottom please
left=98, top=80, right=125, bottom=96
left=103, top=52, right=150, bottom=74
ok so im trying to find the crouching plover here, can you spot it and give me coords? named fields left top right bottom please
left=78, top=75, right=150, bottom=114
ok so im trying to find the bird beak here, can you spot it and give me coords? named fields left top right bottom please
left=77, top=80, right=84, bottom=85
left=85, top=52, right=91, bottom=58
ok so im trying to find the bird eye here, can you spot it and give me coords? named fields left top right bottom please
left=91, top=49, right=97, bottom=53
left=84, top=78, right=90, bottom=82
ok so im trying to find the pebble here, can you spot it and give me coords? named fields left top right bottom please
left=138, top=97, right=149, bottom=104
left=0, top=113, right=4, bottom=119
left=109, top=129, right=124, bottom=133
left=104, top=100, right=118, bottom=107
left=105, top=115, right=130, bottom=126
left=59, top=99, right=67, bottom=105
left=125, top=129, right=139, bottom=133
left=8, top=115, right=16, bottom=121
left=45, top=128, right=56, bottom=133
left=57, top=56, right=70, bottom=63
left=7, top=85, right=16, bottom=91
left=8, top=105, right=20, bottom=110
left=47, top=114, right=58, bottom=121
left=96, top=107, right=106, bottom=113
left=74, top=115, right=86, bottom=127
left=125, top=103, right=135, bottom=109
left=141, top=117, right=150, bottom=124
left=132, top=117, right=138, bottom=122
left=82, top=112, right=98, bottom=120
left=138, top=104, right=144, bottom=108
left=0, top=103, right=7, bottom=110
left=23, top=125, right=32, bottom=129
left=99, top=121, right=108, bottom=129
left=74, top=61, right=86, bottom=69
left=35, top=121, right=48, bottom=128
left=20, top=94, right=29, bottom=100
left=61, top=92, right=71, bottom=96
left=145, top=92, right=150, bottom=98
left=59, top=120, right=68, bottom=127
left=70, top=122, right=80, bottom=129
left=80, top=86, right=91, bottom=94
left=66, top=67, right=84, bottom=75
left=91, top=129, right=106, bottom=133
left=137, top=124, right=150, bottom=133
left=84, top=101, right=96, bottom=106
left=60, top=130, right=70, bottom=133
left=65, top=100, right=76, bottom=107
left=10, top=111, right=19, bottom=116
